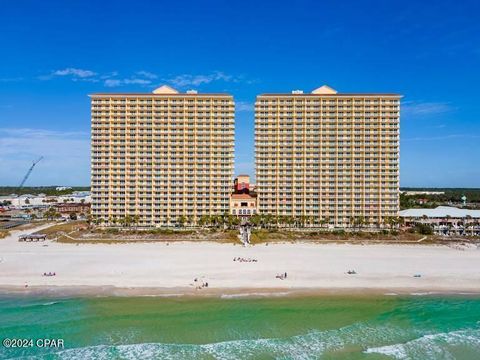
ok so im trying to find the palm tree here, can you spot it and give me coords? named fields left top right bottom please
left=178, top=215, right=187, bottom=227
left=250, top=214, right=261, bottom=228
left=133, top=215, right=140, bottom=227
left=465, top=215, right=473, bottom=228
left=117, top=217, right=126, bottom=227
left=319, top=217, right=330, bottom=229
left=124, top=214, right=133, bottom=227
left=198, top=215, right=209, bottom=228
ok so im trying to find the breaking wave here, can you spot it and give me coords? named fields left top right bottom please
left=5, top=322, right=417, bottom=360
left=365, top=329, right=480, bottom=359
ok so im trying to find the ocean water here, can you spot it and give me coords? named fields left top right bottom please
left=0, top=294, right=479, bottom=359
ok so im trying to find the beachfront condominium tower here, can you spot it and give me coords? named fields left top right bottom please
left=90, top=85, right=235, bottom=226
left=255, top=85, right=400, bottom=228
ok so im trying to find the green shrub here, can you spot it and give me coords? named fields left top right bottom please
left=414, top=223, right=433, bottom=235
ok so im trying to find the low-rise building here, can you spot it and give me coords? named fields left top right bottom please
left=230, top=193, right=257, bottom=216
left=399, top=206, right=480, bottom=235
left=55, top=203, right=91, bottom=215
left=2, top=192, right=91, bottom=209
left=230, top=175, right=257, bottom=217
left=401, top=191, right=445, bottom=196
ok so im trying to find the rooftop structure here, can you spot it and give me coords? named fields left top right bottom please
left=399, top=206, right=480, bottom=219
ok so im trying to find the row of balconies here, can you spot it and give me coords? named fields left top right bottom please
left=91, top=142, right=234, bottom=146
left=92, top=160, right=234, bottom=164
left=92, top=132, right=235, bottom=137
left=254, top=124, right=398, bottom=129
left=92, top=105, right=234, bottom=109
left=92, top=121, right=234, bottom=126
left=255, top=142, right=398, bottom=147
left=256, top=176, right=398, bottom=180
left=91, top=136, right=236, bottom=140
left=92, top=158, right=235, bottom=163
left=254, top=130, right=398, bottom=135
left=92, top=103, right=233, bottom=107
left=91, top=156, right=234, bottom=161
left=255, top=104, right=399, bottom=109
left=91, top=125, right=235, bottom=132
left=91, top=127, right=235, bottom=132
left=91, top=113, right=235, bottom=118
left=255, top=160, right=398, bottom=165
left=92, top=109, right=234, bottom=114
left=255, top=113, right=399, bottom=118
left=92, top=98, right=232, bottom=103
left=255, top=99, right=399, bottom=104
left=256, top=172, right=398, bottom=176
left=255, top=153, right=399, bottom=157
left=217, top=170, right=387, bottom=175
left=256, top=189, right=398, bottom=193
left=92, top=151, right=234, bottom=156
left=254, top=151, right=399, bottom=156
left=256, top=99, right=399, bottom=103
left=254, top=133, right=399, bottom=138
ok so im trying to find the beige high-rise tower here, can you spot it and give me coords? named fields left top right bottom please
left=255, top=85, right=400, bottom=228
left=90, top=85, right=235, bottom=226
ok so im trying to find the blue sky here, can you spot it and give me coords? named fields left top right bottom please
left=0, top=0, right=479, bottom=187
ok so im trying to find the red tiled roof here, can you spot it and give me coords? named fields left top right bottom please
left=230, top=194, right=256, bottom=199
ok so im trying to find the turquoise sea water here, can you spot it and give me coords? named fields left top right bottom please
left=0, top=294, right=479, bottom=359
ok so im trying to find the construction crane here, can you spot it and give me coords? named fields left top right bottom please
left=18, top=156, right=43, bottom=189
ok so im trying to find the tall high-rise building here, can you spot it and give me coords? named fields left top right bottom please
left=90, top=85, right=235, bottom=226
left=255, top=85, right=400, bottom=227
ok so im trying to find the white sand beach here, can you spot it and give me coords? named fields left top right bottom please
left=1, top=224, right=479, bottom=295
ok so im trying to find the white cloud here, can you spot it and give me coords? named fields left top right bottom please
left=52, top=68, right=97, bottom=78
left=104, top=78, right=152, bottom=87
left=103, top=79, right=122, bottom=87
left=100, top=71, right=119, bottom=79
left=0, top=128, right=90, bottom=186
left=40, top=67, right=156, bottom=87
left=403, top=101, right=453, bottom=116
left=38, top=68, right=252, bottom=90
left=136, top=71, right=158, bottom=79
left=167, top=71, right=237, bottom=87
left=402, top=134, right=480, bottom=141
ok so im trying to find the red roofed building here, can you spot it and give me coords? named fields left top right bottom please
left=230, top=175, right=257, bottom=216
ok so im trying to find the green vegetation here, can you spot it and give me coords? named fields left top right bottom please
left=0, top=186, right=90, bottom=196
left=412, top=223, right=434, bottom=235
left=249, top=228, right=422, bottom=244
left=37, top=220, right=239, bottom=244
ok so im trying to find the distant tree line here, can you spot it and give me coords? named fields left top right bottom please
left=0, top=186, right=90, bottom=196
left=400, top=188, right=480, bottom=210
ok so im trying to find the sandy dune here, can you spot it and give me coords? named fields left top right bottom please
left=1, top=224, right=479, bottom=295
